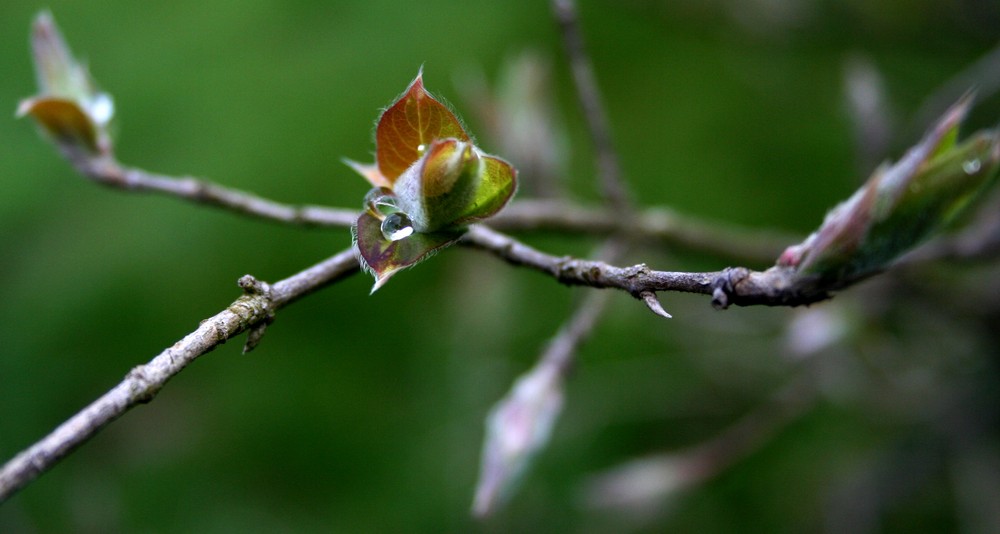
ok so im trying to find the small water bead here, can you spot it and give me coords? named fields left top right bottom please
left=963, top=159, right=982, bottom=175
left=381, top=212, right=415, bottom=241
left=417, top=144, right=426, bottom=154
left=363, top=186, right=398, bottom=216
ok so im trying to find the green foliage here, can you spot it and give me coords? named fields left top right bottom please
left=781, top=98, right=1000, bottom=286
left=350, top=72, right=516, bottom=291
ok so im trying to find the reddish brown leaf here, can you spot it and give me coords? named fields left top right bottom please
left=354, top=210, right=463, bottom=292
left=375, top=71, right=470, bottom=183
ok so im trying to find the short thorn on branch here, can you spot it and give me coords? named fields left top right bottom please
left=638, top=291, right=672, bottom=318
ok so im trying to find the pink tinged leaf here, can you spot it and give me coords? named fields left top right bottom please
left=375, top=71, right=470, bottom=184
left=20, top=11, right=114, bottom=155
left=795, top=176, right=878, bottom=275
left=30, top=11, right=84, bottom=98
left=793, top=95, right=1000, bottom=283
left=871, top=94, right=971, bottom=215
left=796, top=97, right=969, bottom=276
left=353, top=210, right=463, bottom=292
left=473, top=362, right=564, bottom=517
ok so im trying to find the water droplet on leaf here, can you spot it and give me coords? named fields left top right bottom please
left=363, top=187, right=398, bottom=216
left=963, top=159, right=982, bottom=175
left=381, top=212, right=415, bottom=241
left=417, top=144, right=426, bottom=154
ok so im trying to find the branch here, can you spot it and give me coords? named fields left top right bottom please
left=473, top=260, right=616, bottom=516
left=551, top=0, right=630, bottom=211
left=58, top=144, right=791, bottom=264
left=0, top=248, right=359, bottom=503
left=53, top=145, right=826, bottom=310
left=491, top=200, right=794, bottom=265
left=63, top=148, right=357, bottom=227
left=6, top=176, right=990, bottom=502
left=463, top=225, right=830, bottom=308
left=55, top=137, right=999, bottom=312
left=583, top=375, right=818, bottom=512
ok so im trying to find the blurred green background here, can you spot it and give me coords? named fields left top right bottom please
left=2, top=1, right=999, bottom=532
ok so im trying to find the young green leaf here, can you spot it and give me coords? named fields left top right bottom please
left=781, top=96, right=1000, bottom=286
left=453, top=153, right=517, bottom=225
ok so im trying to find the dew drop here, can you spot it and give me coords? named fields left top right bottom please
left=381, top=212, right=414, bottom=241
left=417, top=144, right=426, bottom=154
left=963, top=159, right=982, bottom=175
left=363, top=187, right=397, bottom=216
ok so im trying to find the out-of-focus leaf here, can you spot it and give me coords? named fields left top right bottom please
left=458, top=51, right=568, bottom=197
left=353, top=210, right=463, bottom=293
left=375, top=71, right=470, bottom=183
left=782, top=97, right=1000, bottom=285
left=18, top=11, right=114, bottom=155
left=29, top=11, right=90, bottom=100
left=860, top=131, right=999, bottom=264
left=472, top=361, right=564, bottom=517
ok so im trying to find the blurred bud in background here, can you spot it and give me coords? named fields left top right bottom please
left=472, top=358, right=565, bottom=517
left=17, top=11, right=114, bottom=155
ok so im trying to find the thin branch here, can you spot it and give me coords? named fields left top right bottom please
left=59, top=145, right=792, bottom=264
left=59, top=140, right=993, bottom=310
left=492, top=200, right=794, bottom=265
left=53, top=144, right=819, bottom=310
left=473, top=264, right=616, bottom=517
left=545, top=290, right=613, bottom=373
left=0, top=248, right=359, bottom=503
left=583, top=375, right=817, bottom=512
left=64, top=148, right=357, bottom=227
left=462, top=225, right=830, bottom=308
left=542, top=238, right=628, bottom=373
left=551, top=0, right=631, bottom=211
